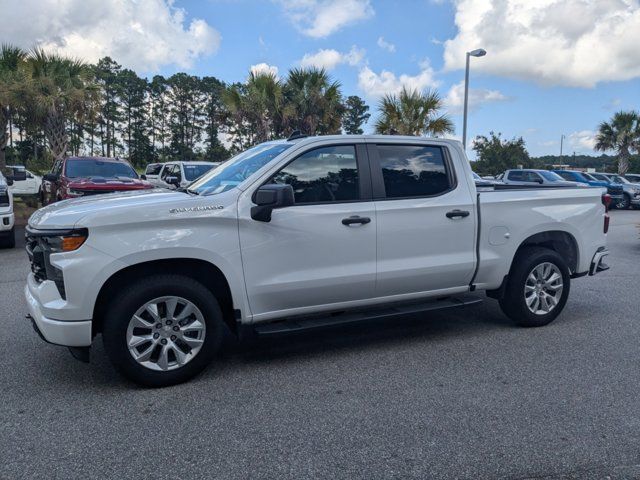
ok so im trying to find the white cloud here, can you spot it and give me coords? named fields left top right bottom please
left=358, top=61, right=439, bottom=98
left=276, top=0, right=374, bottom=38
left=568, top=130, right=597, bottom=151
left=250, top=63, right=279, bottom=77
left=444, top=81, right=509, bottom=114
left=300, top=46, right=364, bottom=70
left=443, top=0, right=640, bottom=87
left=1, top=0, right=220, bottom=72
left=377, top=36, right=396, bottom=53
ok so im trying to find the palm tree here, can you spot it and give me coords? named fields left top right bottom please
left=0, top=44, right=26, bottom=170
left=594, top=111, right=640, bottom=174
left=374, top=87, right=453, bottom=137
left=23, top=48, right=96, bottom=163
left=223, top=72, right=284, bottom=146
left=283, top=68, right=344, bottom=136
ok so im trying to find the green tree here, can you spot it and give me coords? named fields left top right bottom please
left=283, top=68, right=344, bottom=136
left=149, top=75, right=169, bottom=160
left=166, top=73, right=204, bottom=159
left=342, top=95, right=370, bottom=134
left=117, top=68, right=151, bottom=166
left=375, top=87, right=453, bottom=136
left=594, top=111, right=640, bottom=174
left=25, top=48, right=97, bottom=164
left=93, top=57, right=122, bottom=157
left=472, top=132, right=532, bottom=176
left=200, top=76, right=228, bottom=161
left=0, top=44, right=26, bottom=171
left=223, top=72, right=284, bottom=147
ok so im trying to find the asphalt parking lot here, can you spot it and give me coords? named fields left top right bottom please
left=1, top=211, right=639, bottom=480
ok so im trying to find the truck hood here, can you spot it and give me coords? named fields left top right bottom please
left=28, top=189, right=194, bottom=229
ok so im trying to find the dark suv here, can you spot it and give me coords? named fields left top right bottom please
left=41, top=156, right=153, bottom=205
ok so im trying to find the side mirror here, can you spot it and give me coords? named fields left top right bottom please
left=140, top=174, right=147, bottom=180
left=166, top=176, right=180, bottom=187
left=43, top=173, right=59, bottom=182
left=6, top=178, right=13, bottom=186
left=251, top=184, right=295, bottom=222
left=535, top=178, right=544, bottom=184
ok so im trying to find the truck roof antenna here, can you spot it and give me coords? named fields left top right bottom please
left=287, top=130, right=307, bottom=141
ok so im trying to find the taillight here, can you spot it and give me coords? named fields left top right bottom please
left=604, top=214, right=610, bottom=234
left=601, top=193, right=611, bottom=212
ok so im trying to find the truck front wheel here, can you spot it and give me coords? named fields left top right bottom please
left=499, top=247, right=570, bottom=327
left=102, top=274, right=224, bottom=387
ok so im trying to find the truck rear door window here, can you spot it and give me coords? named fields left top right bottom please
left=376, top=145, right=451, bottom=198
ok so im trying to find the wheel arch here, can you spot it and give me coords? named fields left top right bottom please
left=92, top=258, right=239, bottom=338
left=487, top=230, right=579, bottom=300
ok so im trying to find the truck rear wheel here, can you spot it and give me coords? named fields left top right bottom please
left=102, top=274, right=224, bottom=387
left=499, top=247, right=570, bottom=327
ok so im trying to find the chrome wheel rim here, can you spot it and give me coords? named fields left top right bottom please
left=524, top=262, right=563, bottom=315
left=126, top=296, right=206, bottom=371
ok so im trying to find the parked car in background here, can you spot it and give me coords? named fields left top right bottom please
left=589, top=172, right=639, bottom=209
left=41, top=156, right=154, bottom=205
left=605, top=174, right=640, bottom=209
left=502, top=169, right=582, bottom=187
left=553, top=170, right=624, bottom=204
left=24, top=135, right=610, bottom=386
left=153, top=161, right=220, bottom=189
left=6, top=165, right=42, bottom=197
left=141, top=163, right=163, bottom=184
left=472, top=171, right=500, bottom=188
left=625, top=173, right=640, bottom=183
left=0, top=172, right=15, bottom=248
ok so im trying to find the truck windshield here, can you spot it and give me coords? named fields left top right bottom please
left=65, top=159, right=138, bottom=179
left=188, top=143, right=292, bottom=195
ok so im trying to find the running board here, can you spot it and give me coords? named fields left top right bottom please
left=253, top=295, right=483, bottom=336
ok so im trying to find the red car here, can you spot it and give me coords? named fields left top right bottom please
left=41, top=156, right=154, bottom=205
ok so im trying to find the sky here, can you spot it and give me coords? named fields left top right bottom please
left=2, top=0, right=640, bottom=158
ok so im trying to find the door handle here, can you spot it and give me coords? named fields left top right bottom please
left=446, top=209, right=470, bottom=219
left=342, top=216, right=371, bottom=226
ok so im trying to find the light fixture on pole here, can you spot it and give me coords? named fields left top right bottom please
left=462, top=48, right=486, bottom=150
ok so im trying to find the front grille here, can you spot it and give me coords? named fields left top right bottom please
left=25, top=231, right=66, bottom=299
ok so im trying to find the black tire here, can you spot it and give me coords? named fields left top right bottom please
left=0, top=227, right=16, bottom=249
left=102, top=274, right=224, bottom=387
left=499, top=246, right=570, bottom=328
left=616, top=193, right=631, bottom=210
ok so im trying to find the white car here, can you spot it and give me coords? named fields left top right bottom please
left=141, top=163, right=163, bottom=184
left=24, top=135, right=610, bottom=386
left=151, top=161, right=220, bottom=189
left=0, top=172, right=15, bottom=248
left=6, top=165, right=42, bottom=196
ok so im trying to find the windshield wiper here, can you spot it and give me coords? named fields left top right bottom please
left=183, top=187, right=199, bottom=195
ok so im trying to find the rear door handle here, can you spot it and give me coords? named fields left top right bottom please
left=446, top=209, right=470, bottom=219
left=342, top=216, right=371, bottom=226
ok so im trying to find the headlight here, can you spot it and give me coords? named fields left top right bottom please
left=68, top=189, right=85, bottom=196
left=36, top=228, right=89, bottom=252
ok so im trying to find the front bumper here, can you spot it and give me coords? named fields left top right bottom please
left=24, top=283, right=92, bottom=347
left=589, top=249, right=610, bottom=276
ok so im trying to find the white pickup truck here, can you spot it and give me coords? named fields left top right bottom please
left=24, top=135, right=610, bottom=386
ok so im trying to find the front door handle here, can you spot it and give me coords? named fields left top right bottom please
left=446, top=209, right=470, bottom=219
left=342, top=216, right=371, bottom=226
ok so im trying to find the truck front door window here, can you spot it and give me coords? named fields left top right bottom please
left=270, top=145, right=359, bottom=204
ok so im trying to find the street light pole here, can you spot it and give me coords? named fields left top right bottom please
left=462, top=48, right=486, bottom=151
left=560, top=134, right=565, bottom=163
